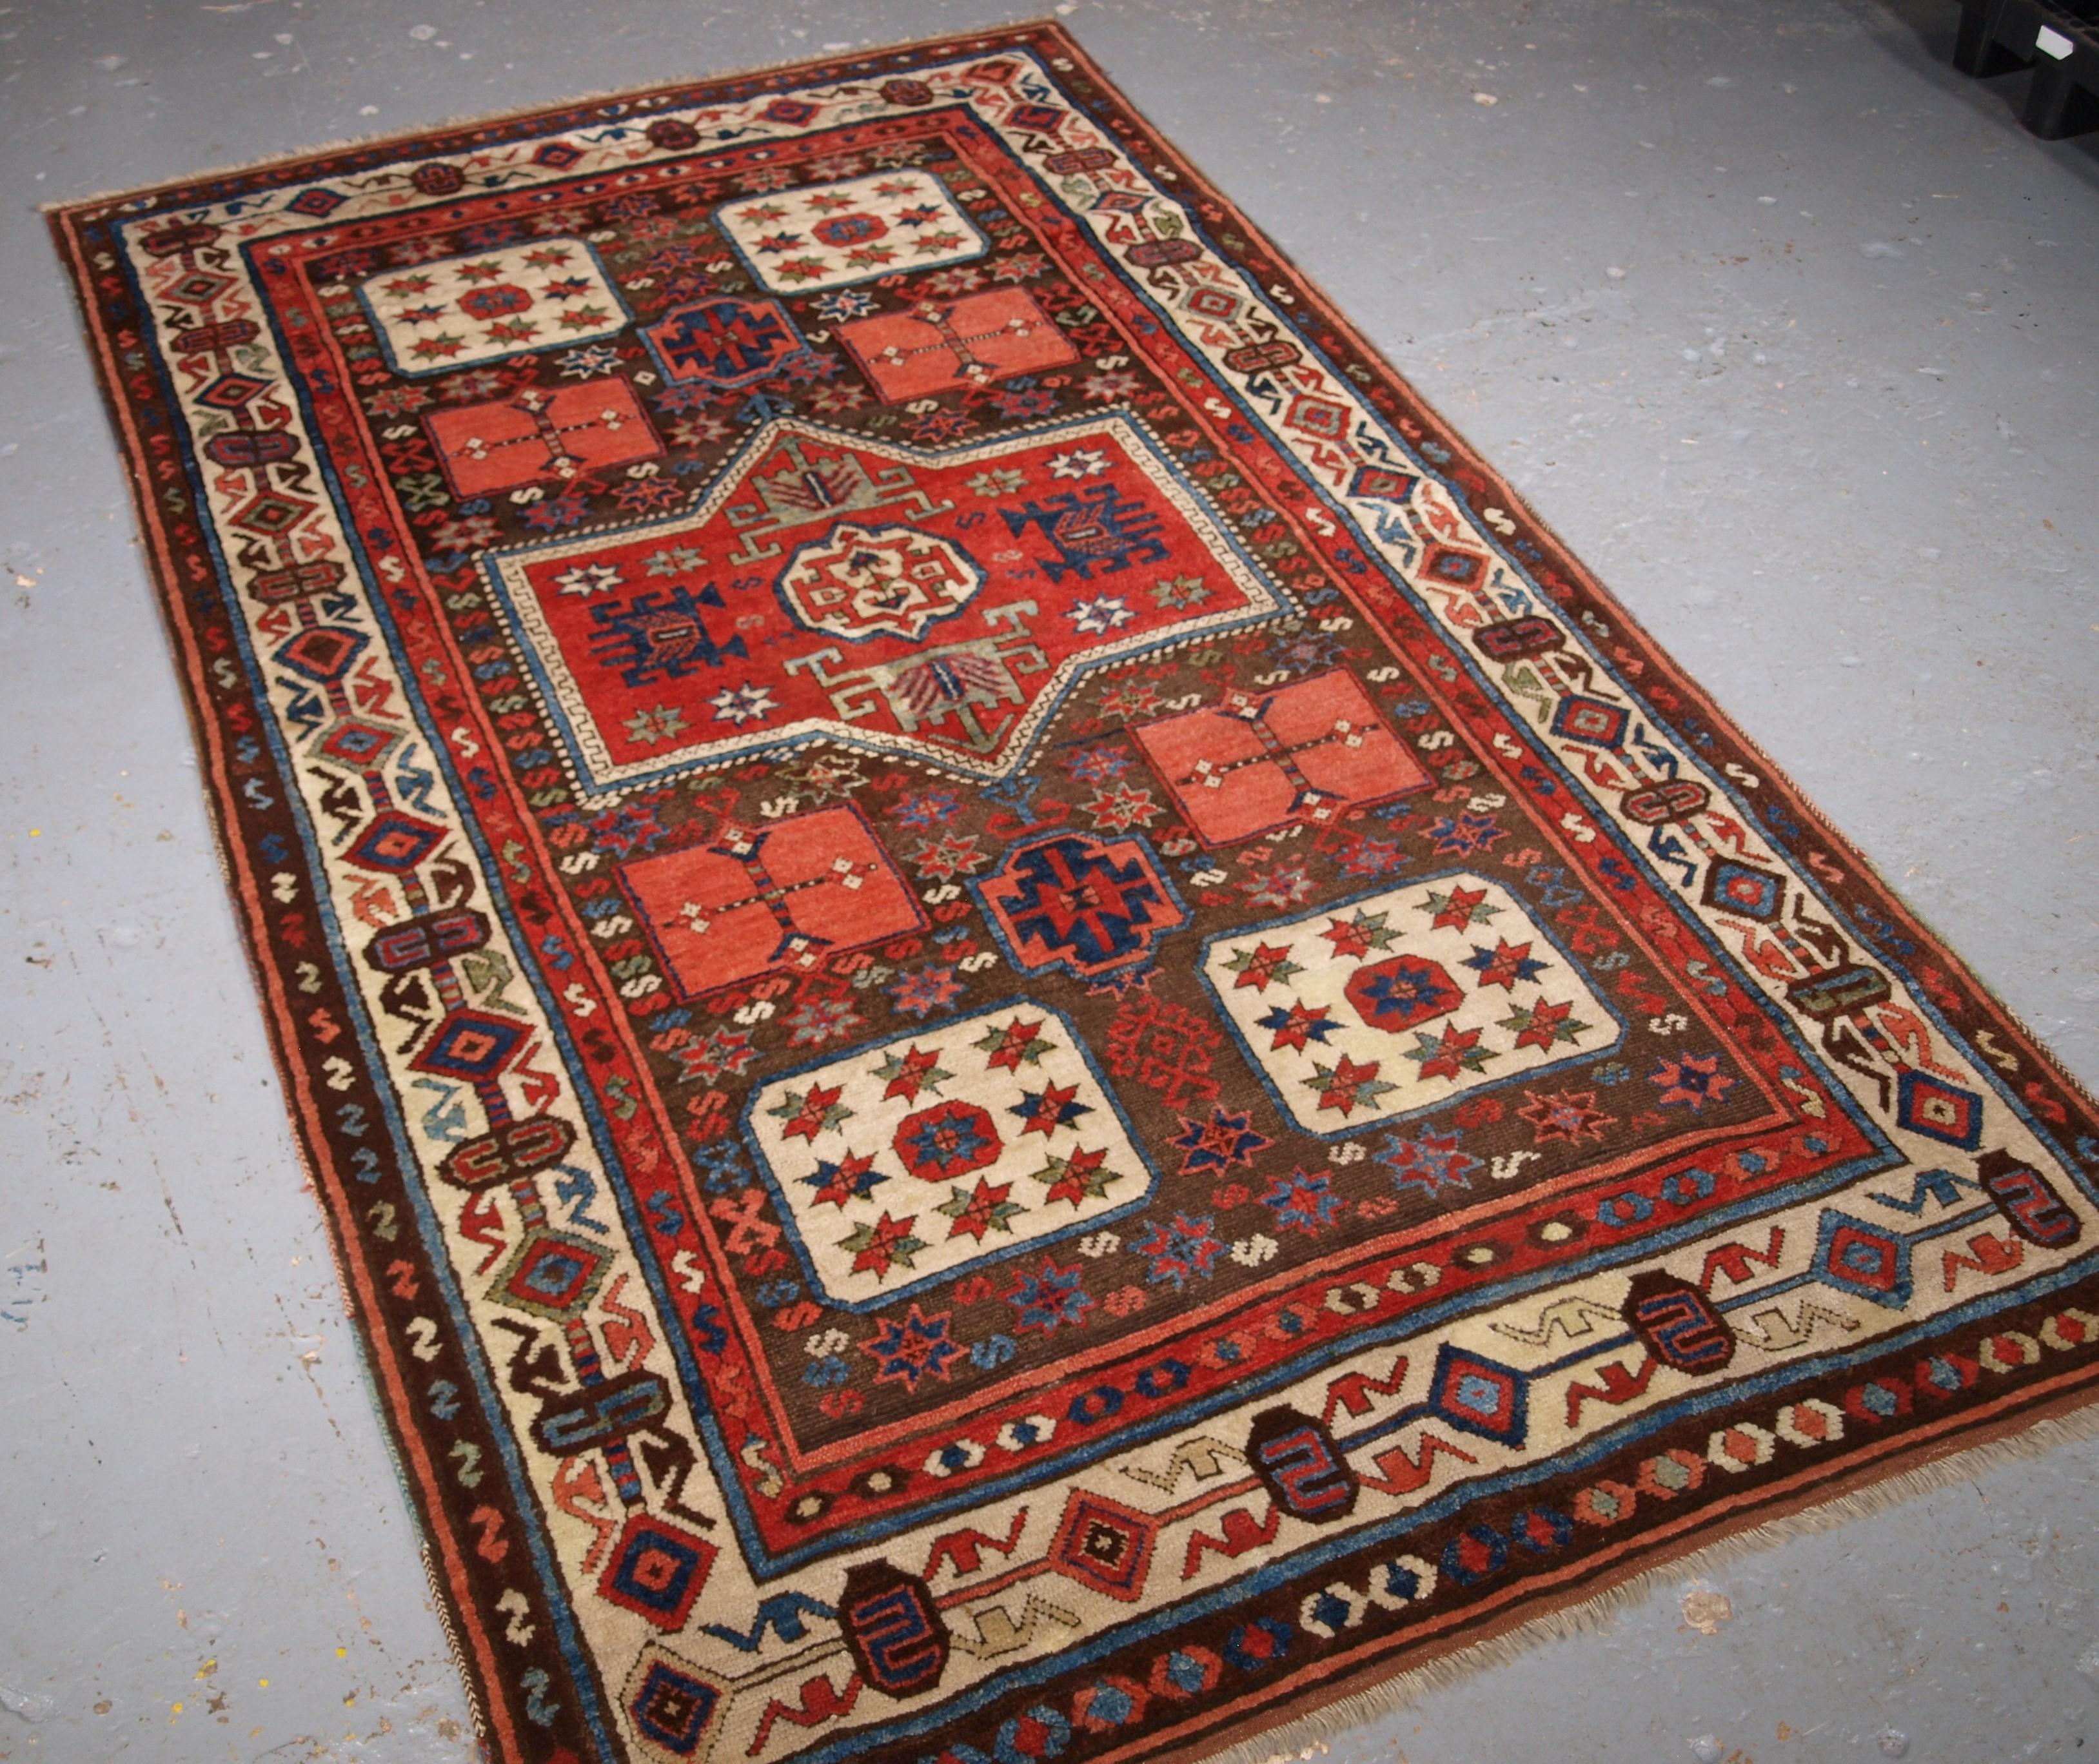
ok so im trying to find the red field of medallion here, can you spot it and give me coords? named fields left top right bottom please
left=482, top=415, right=1290, bottom=791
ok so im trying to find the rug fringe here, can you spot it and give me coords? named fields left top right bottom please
left=1197, top=1402, right=2099, bottom=1764
left=39, top=16, right=1062, bottom=215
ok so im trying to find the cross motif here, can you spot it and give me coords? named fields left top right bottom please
left=673, top=824, right=878, bottom=966
left=867, top=298, right=1042, bottom=386
left=1178, top=689, right=1370, bottom=824
left=453, top=385, right=630, bottom=480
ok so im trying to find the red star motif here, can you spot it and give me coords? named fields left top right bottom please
left=1517, top=1088, right=1614, bottom=1144
left=1014, top=1081, right=1085, bottom=1138
left=1040, top=1146, right=1110, bottom=1208
left=849, top=1212, right=920, bottom=1278
left=1322, top=920, right=1373, bottom=959
left=942, top=1179, right=1017, bottom=1242
left=1413, top=1024, right=1486, bottom=1081
left=1428, top=885, right=1490, bottom=931
left=1266, top=1001, right=1336, bottom=1053
left=979, top=1017, right=1046, bottom=1072
left=807, top=1151, right=878, bottom=1208
left=780, top=1083, right=847, bottom=1142
left=882, top=1044, right=948, bottom=1104
left=1466, top=938, right=1545, bottom=991
left=1508, top=997, right=1575, bottom=1051
left=1316, top=1055, right=1385, bottom=1115
left=1231, top=942, right=1300, bottom=992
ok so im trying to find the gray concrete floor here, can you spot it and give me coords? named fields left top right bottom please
left=3, top=1, right=2096, bottom=1759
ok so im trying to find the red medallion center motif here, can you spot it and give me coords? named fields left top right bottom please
left=481, top=415, right=1289, bottom=794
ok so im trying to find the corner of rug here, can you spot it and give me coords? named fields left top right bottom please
left=39, top=19, right=1083, bottom=220
left=1194, top=1401, right=2099, bottom=1764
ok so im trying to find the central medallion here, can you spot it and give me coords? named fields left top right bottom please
left=480, top=413, right=1293, bottom=798
left=776, top=520, right=983, bottom=643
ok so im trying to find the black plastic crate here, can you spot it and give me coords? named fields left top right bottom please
left=1951, top=0, right=2099, bottom=137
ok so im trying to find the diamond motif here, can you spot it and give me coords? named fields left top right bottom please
left=1548, top=694, right=1630, bottom=749
left=273, top=625, right=368, bottom=684
left=411, top=1008, right=529, bottom=1081
left=625, top=1654, right=723, bottom=1758
left=1700, top=858, right=1787, bottom=923
left=1047, top=1490, right=1159, bottom=1602
left=167, top=271, right=235, bottom=306
left=492, top=1228, right=608, bottom=1318
left=311, top=718, right=404, bottom=769
left=598, top=1515, right=717, bottom=1631
left=1810, top=1210, right=1913, bottom=1308
left=230, top=491, right=314, bottom=534
left=1895, top=1071, right=1986, bottom=1150
left=343, top=810, right=446, bottom=874
left=1426, top=1344, right=1530, bottom=1446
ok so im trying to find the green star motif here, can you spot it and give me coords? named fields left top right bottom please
left=1499, top=997, right=1592, bottom=1050
left=836, top=1213, right=926, bottom=1279
left=766, top=1084, right=854, bottom=1139
left=1303, top=1055, right=1397, bottom=1117
left=643, top=545, right=704, bottom=576
left=872, top=1044, right=954, bottom=1102
left=1029, top=1147, right=1120, bottom=1208
left=1221, top=941, right=1304, bottom=991
left=1319, top=907, right=1401, bottom=958
left=1417, top=884, right=1503, bottom=932
left=937, top=1181, right=1027, bottom=1242
left=623, top=703, right=689, bottom=747
left=1401, top=1023, right=1497, bottom=1081
left=973, top=1017, right=1058, bottom=1070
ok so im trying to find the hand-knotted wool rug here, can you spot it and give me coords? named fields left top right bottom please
left=50, top=22, right=2099, bottom=1764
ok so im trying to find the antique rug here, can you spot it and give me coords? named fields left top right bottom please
left=50, top=23, right=2099, bottom=1764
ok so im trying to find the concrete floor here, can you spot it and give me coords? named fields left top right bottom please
left=3, top=1, right=2096, bottom=1759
